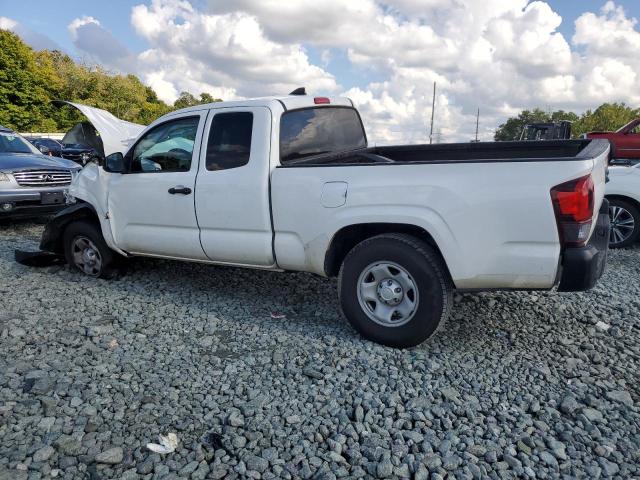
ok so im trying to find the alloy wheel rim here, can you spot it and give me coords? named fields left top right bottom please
left=609, top=205, right=635, bottom=245
left=357, top=261, right=419, bottom=327
left=71, top=236, right=102, bottom=276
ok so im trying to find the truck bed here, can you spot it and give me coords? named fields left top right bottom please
left=271, top=138, right=610, bottom=289
left=282, top=139, right=606, bottom=166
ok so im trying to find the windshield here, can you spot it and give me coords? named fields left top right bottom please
left=280, top=107, right=367, bottom=164
left=616, top=119, right=640, bottom=134
left=0, top=131, right=40, bottom=154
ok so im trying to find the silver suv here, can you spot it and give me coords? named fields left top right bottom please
left=0, top=126, right=80, bottom=219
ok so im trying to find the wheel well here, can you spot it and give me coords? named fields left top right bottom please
left=41, top=203, right=101, bottom=254
left=606, top=194, right=640, bottom=212
left=324, top=223, right=450, bottom=278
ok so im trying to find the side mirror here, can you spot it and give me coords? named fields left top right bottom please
left=104, top=152, right=125, bottom=173
left=38, top=145, right=50, bottom=155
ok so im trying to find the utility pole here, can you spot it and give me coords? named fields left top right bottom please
left=475, top=108, right=480, bottom=142
left=429, top=81, right=436, bottom=145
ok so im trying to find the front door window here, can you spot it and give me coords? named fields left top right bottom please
left=131, top=117, right=199, bottom=172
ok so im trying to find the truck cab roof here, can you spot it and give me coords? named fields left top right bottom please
left=160, top=95, right=354, bottom=120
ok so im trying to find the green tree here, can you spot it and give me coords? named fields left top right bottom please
left=572, top=103, right=640, bottom=137
left=173, top=91, right=221, bottom=109
left=0, top=30, right=186, bottom=131
left=494, top=108, right=578, bottom=141
left=0, top=30, right=52, bottom=131
left=173, top=91, right=198, bottom=109
left=198, top=92, right=221, bottom=104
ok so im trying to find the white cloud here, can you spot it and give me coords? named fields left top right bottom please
left=129, top=0, right=338, bottom=102
left=0, top=16, right=18, bottom=30
left=67, top=16, right=132, bottom=70
left=1, top=16, right=61, bottom=51
left=61, top=0, right=640, bottom=141
left=570, top=1, right=640, bottom=107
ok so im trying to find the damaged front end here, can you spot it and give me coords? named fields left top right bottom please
left=14, top=202, right=99, bottom=267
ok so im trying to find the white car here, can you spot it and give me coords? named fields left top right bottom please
left=36, top=92, right=610, bottom=348
left=606, top=161, right=640, bottom=248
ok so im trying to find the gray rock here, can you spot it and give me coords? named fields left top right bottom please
left=179, top=461, right=199, bottom=476
left=484, top=450, right=497, bottom=463
left=599, top=458, right=619, bottom=477
left=137, top=457, right=155, bottom=475
left=425, top=455, right=442, bottom=470
left=409, top=464, right=425, bottom=480
left=120, top=469, right=139, bottom=480
left=376, top=459, right=393, bottom=478
left=605, top=390, right=633, bottom=406
left=503, top=454, right=522, bottom=471
left=403, top=430, right=424, bottom=443
left=0, top=468, right=28, bottom=480
left=539, top=451, right=558, bottom=468
left=285, top=415, right=301, bottom=424
left=354, top=405, right=364, bottom=422
left=227, top=410, right=244, bottom=427
left=560, top=394, right=580, bottom=414
left=54, top=435, right=82, bottom=456
left=192, top=461, right=210, bottom=480
left=245, top=454, right=269, bottom=473
left=582, top=407, right=604, bottom=423
left=302, top=366, right=323, bottom=379
left=33, top=445, right=55, bottom=462
left=95, top=447, right=123, bottom=464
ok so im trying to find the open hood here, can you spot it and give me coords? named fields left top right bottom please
left=52, top=101, right=145, bottom=156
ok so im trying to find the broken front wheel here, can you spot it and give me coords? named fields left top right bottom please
left=63, top=220, right=119, bottom=278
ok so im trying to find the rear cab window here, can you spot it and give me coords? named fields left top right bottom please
left=279, top=107, right=367, bottom=164
left=206, top=112, right=253, bottom=171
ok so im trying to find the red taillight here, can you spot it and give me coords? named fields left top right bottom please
left=551, top=175, right=594, bottom=247
left=314, top=97, right=330, bottom=104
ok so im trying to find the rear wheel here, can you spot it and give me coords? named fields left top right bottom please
left=608, top=198, right=640, bottom=248
left=338, top=233, right=452, bottom=348
left=63, top=221, right=118, bottom=278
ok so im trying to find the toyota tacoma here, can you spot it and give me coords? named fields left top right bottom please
left=34, top=92, right=611, bottom=347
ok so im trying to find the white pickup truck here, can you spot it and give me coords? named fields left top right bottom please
left=37, top=93, right=611, bottom=347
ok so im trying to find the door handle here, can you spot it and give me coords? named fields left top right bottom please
left=168, top=186, right=192, bottom=195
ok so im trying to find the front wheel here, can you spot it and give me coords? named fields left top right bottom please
left=63, top=220, right=118, bottom=278
left=338, top=233, right=452, bottom=348
left=608, top=198, right=640, bottom=248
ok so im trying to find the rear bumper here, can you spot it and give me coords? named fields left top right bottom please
left=557, top=199, right=610, bottom=292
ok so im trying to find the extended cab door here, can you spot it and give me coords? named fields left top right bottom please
left=107, top=111, right=208, bottom=260
left=195, top=107, right=275, bottom=266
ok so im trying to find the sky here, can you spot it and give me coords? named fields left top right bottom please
left=1, top=0, right=639, bottom=143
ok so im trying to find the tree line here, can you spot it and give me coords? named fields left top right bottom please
left=0, top=29, right=221, bottom=132
left=494, top=103, right=640, bottom=141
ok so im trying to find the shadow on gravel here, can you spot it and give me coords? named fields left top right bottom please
left=62, top=253, right=557, bottom=357
left=88, top=255, right=359, bottom=340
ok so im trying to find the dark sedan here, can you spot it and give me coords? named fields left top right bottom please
left=1, top=127, right=80, bottom=219
left=28, top=137, right=100, bottom=166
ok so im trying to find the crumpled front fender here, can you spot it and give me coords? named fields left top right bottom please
left=40, top=202, right=99, bottom=254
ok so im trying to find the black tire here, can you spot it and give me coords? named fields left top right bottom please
left=608, top=197, right=640, bottom=248
left=338, top=233, right=453, bottom=348
left=63, top=220, right=118, bottom=278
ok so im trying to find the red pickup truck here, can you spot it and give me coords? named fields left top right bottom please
left=586, top=119, right=640, bottom=160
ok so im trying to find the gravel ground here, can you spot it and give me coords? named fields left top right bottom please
left=0, top=220, right=639, bottom=480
